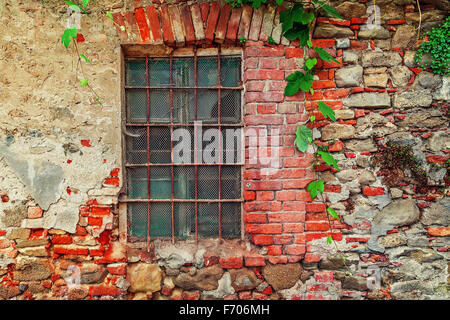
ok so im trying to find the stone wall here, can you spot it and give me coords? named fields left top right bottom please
left=0, top=0, right=448, bottom=300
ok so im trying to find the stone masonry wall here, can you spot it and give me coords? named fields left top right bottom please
left=0, top=0, right=448, bottom=300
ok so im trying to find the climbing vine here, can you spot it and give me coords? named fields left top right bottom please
left=415, top=16, right=450, bottom=76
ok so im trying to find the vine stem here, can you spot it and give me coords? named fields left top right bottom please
left=73, top=40, right=103, bottom=106
left=416, top=0, right=422, bottom=40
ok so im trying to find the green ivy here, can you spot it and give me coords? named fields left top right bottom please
left=415, top=16, right=450, bottom=76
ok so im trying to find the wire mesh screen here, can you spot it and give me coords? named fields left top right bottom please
left=125, top=53, right=243, bottom=241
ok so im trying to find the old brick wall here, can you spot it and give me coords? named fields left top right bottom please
left=0, top=0, right=448, bottom=300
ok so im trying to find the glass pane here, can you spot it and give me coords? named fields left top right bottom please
left=222, top=127, right=243, bottom=164
left=220, top=57, right=241, bottom=87
left=149, top=127, right=171, bottom=164
left=173, top=89, right=194, bottom=124
left=173, top=57, right=194, bottom=86
left=198, top=203, right=219, bottom=238
left=126, top=127, right=147, bottom=164
left=222, top=203, right=241, bottom=239
left=175, top=203, right=195, bottom=240
left=201, top=126, right=222, bottom=164
left=128, top=203, right=148, bottom=238
left=149, top=90, right=170, bottom=122
left=127, top=89, right=147, bottom=123
left=150, top=166, right=171, bottom=199
left=150, top=203, right=171, bottom=237
left=196, top=90, right=218, bottom=123
left=221, top=166, right=241, bottom=199
left=198, top=166, right=219, bottom=199
left=198, top=57, right=218, bottom=87
left=149, top=58, right=170, bottom=86
left=220, top=90, right=241, bottom=124
left=126, top=60, right=146, bottom=86
left=174, top=166, right=195, bottom=199
left=127, top=168, right=148, bottom=199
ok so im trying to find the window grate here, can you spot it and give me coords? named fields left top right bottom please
left=124, top=48, right=243, bottom=246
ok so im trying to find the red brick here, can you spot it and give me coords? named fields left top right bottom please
left=226, top=6, right=242, bottom=42
left=323, top=89, right=349, bottom=99
left=159, top=6, right=175, bottom=46
left=276, top=190, right=296, bottom=201
left=387, top=19, right=406, bottom=25
left=312, top=39, right=335, bottom=48
left=306, top=203, right=326, bottom=213
left=285, top=244, right=306, bottom=255
left=220, top=256, right=243, bottom=269
left=111, top=12, right=128, bottom=42
left=145, top=6, right=162, bottom=42
left=273, top=235, right=294, bottom=245
left=243, top=213, right=267, bottom=223
left=268, top=256, right=288, bottom=264
left=244, top=69, right=285, bottom=81
left=251, top=234, right=273, bottom=245
left=305, top=221, right=329, bottom=231
left=246, top=224, right=282, bottom=234
left=351, top=17, right=368, bottom=24
left=243, top=191, right=255, bottom=201
left=244, top=202, right=271, bottom=212
left=89, top=285, right=123, bottom=296
left=106, top=263, right=126, bottom=275
left=214, top=3, right=232, bottom=43
left=312, top=80, right=336, bottom=90
left=285, top=48, right=303, bottom=58
left=284, top=158, right=311, bottom=168
left=181, top=5, right=196, bottom=45
left=350, top=40, right=368, bottom=50
left=427, top=227, right=450, bottom=237
left=246, top=46, right=285, bottom=57
left=304, top=253, right=321, bottom=263
left=244, top=92, right=284, bottom=103
left=200, top=2, right=210, bottom=23
left=268, top=212, right=305, bottom=223
left=244, top=181, right=283, bottom=191
left=53, top=246, right=89, bottom=256
left=283, top=223, right=304, bottom=233
left=88, top=216, right=103, bottom=226
left=205, top=2, right=220, bottom=43
left=134, top=7, right=150, bottom=42
left=91, top=206, right=111, bottom=215
left=123, top=11, right=140, bottom=42
left=363, top=186, right=385, bottom=196
left=104, top=177, right=119, bottom=186
left=244, top=256, right=266, bottom=267
left=51, top=235, right=73, bottom=245
left=267, top=245, right=282, bottom=255
left=315, top=271, right=334, bottom=283
left=256, top=191, right=274, bottom=201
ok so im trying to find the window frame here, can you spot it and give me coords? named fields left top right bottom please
left=119, top=46, right=245, bottom=248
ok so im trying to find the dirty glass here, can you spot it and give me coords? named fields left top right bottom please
left=125, top=55, right=242, bottom=240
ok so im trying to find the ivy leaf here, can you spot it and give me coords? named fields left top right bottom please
left=275, top=0, right=284, bottom=5
left=314, top=47, right=340, bottom=64
left=251, top=0, right=267, bottom=9
left=285, top=80, right=301, bottom=96
left=61, top=27, right=78, bottom=48
left=299, top=73, right=313, bottom=92
left=80, top=78, right=88, bottom=87
left=327, top=235, right=333, bottom=244
left=80, top=54, right=91, bottom=63
left=327, top=208, right=341, bottom=221
left=82, top=0, right=90, bottom=8
left=317, top=101, right=336, bottom=122
left=312, top=0, right=343, bottom=19
left=294, top=124, right=312, bottom=152
left=307, top=179, right=324, bottom=200
left=106, top=11, right=114, bottom=20
left=305, top=58, right=318, bottom=70
left=317, top=151, right=339, bottom=171
left=307, top=40, right=313, bottom=48
left=280, top=9, right=294, bottom=33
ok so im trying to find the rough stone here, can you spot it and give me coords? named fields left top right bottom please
left=343, top=51, right=359, bottom=64
left=389, top=66, right=413, bottom=87
left=321, top=124, right=356, bottom=141
left=343, top=92, right=391, bottom=108
left=373, top=199, right=420, bottom=228
left=127, top=263, right=162, bottom=293
left=229, top=268, right=261, bottom=291
left=13, top=258, right=53, bottom=281
left=364, top=74, right=388, bottom=88
left=358, top=26, right=390, bottom=39
left=202, top=272, right=235, bottom=299
left=421, top=198, right=450, bottom=226
left=358, top=170, right=376, bottom=185
left=361, top=52, right=402, bottom=67
left=413, top=71, right=442, bottom=90
left=433, top=76, right=450, bottom=101
left=262, top=263, right=303, bottom=291
left=393, top=90, right=433, bottom=108
left=345, top=139, right=378, bottom=152
left=391, top=25, right=416, bottom=48
left=403, top=51, right=416, bottom=67
left=342, top=276, right=368, bottom=291
left=174, top=265, right=224, bottom=291
left=1, top=205, right=27, bottom=227
left=313, top=24, right=353, bottom=38
left=336, top=169, right=358, bottom=182
left=336, top=38, right=350, bottom=49
left=379, top=233, right=407, bottom=248
left=156, top=247, right=193, bottom=269
left=397, top=109, right=445, bottom=128
left=6, top=228, right=31, bottom=240
left=336, top=2, right=367, bottom=19
left=428, top=131, right=450, bottom=152
left=335, top=65, right=363, bottom=87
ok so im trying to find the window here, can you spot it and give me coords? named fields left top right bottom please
left=124, top=49, right=243, bottom=243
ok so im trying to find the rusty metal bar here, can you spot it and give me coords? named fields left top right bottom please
left=170, top=54, right=175, bottom=244
left=145, top=56, right=151, bottom=252
left=217, top=46, right=222, bottom=240
left=125, top=85, right=242, bottom=90
left=120, top=198, right=243, bottom=203
left=194, top=48, right=199, bottom=243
